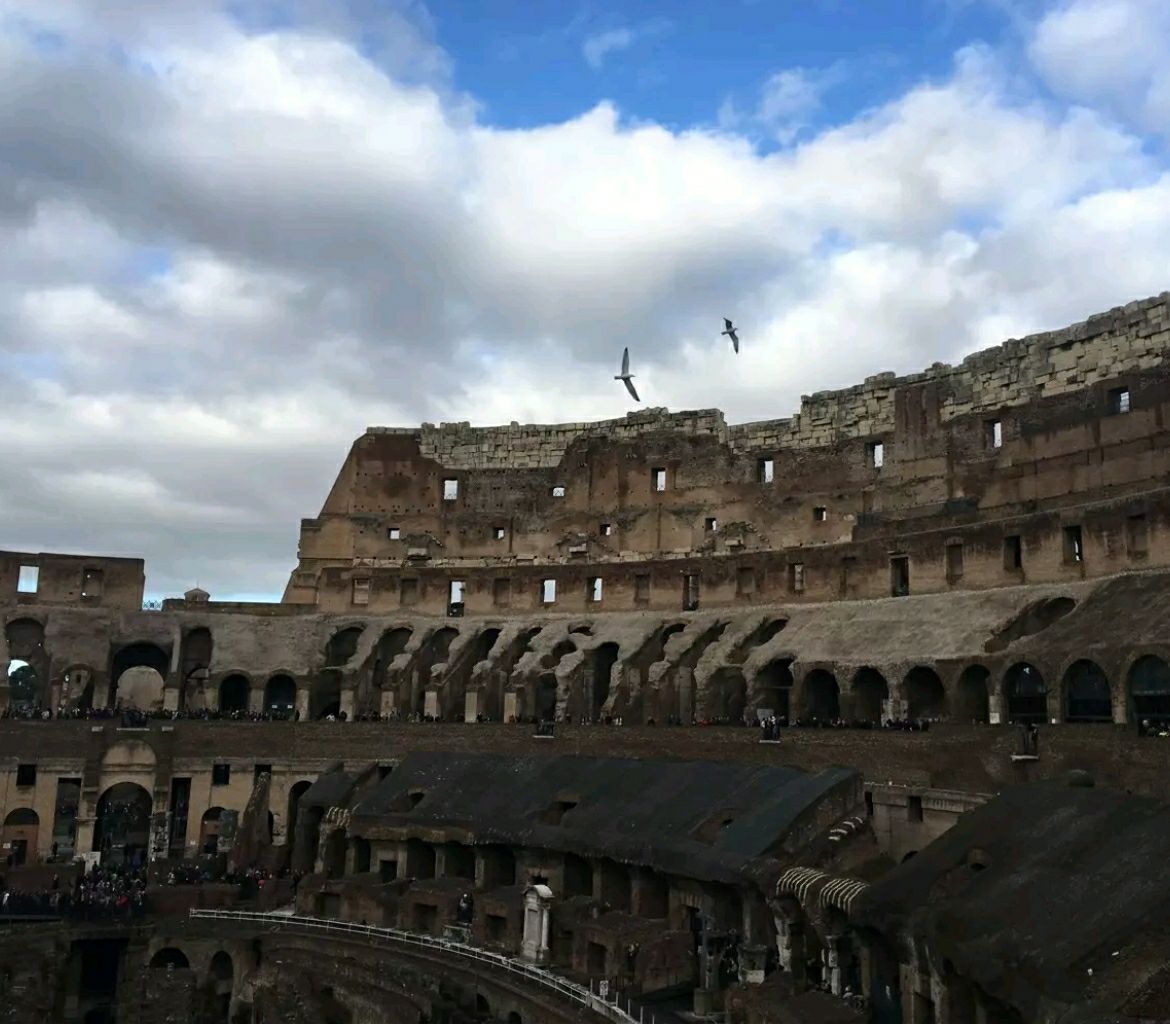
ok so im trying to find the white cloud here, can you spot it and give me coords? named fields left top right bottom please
left=1030, top=0, right=1170, bottom=133
left=0, top=3, right=1167, bottom=599
left=582, top=27, right=634, bottom=69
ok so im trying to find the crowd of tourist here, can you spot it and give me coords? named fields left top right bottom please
left=1137, top=719, right=1170, bottom=737
left=0, top=865, right=148, bottom=920
left=0, top=703, right=301, bottom=723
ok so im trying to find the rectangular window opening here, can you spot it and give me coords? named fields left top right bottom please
left=442, top=478, right=459, bottom=501
left=870, top=441, right=885, bottom=469
left=551, top=485, right=566, bottom=498
left=757, top=458, right=774, bottom=484
left=1004, top=535, right=1023, bottom=571
left=400, top=578, right=419, bottom=606
left=449, top=580, right=465, bottom=603
left=813, top=506, right=827, bottom=522
left=599, top=522, right=612, bottom=536
left=705, top=517, right=718, bottom=532
left=1127, top=514, right=1149, bottom=557
left=492, top=577, right=511, bottom=607
left=890, top=555, right=910, bottom=597
left=736, top=567, right=755, bottom=597
left=387, top=527, right=401, bottom=540
left=945, top=542, right=964, bottom=583
left=351, top=578, right=371, bottom=606
left=492, top=526, right=506, bottom=540
left=652, top=467, right=667, bottom=492
left=81, top=568, right=104, bottom=598
left=588, top=577, right=603, bottom=603
left=1063, top=525, right=1084, bottom=565
left=541, top=578, right=557, bottom=604
left=212, top=764, right=230, bottom=786
left=17, top=565, right=38, bottom=594
left=16, top=764, right=36, bottom=787
left=788, top=562, right=805, bottom=594
left=1109, top=386, right=1131, bottom=415
left=907, top=795, right=923, bottom=822
left=683, top=573, right=700, bottom=612
left=985, top=418, right=1003, bottom=449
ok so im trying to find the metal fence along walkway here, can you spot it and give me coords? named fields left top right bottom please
left=189, top=908, right=651, bottom=1023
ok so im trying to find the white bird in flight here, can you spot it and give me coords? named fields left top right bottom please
left=722, top=317, right=740, bottom=354
left=615, top=347, right=640, bottom=402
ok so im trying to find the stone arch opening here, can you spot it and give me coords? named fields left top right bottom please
left=536, top=673, right=558, bottom=722
left=312, top=669, right=342, bottom=719
left=286, top=780, right=312, bottom=847
left=2, top=807, right=39, bottom=866
left=802, top=669, right=840, bottom=721
left=149, top=948, right=190, bottom=970
left=470, top=628, right=502, bottom=665
left=264, top=675, right=296, bottom=718
left=200, top=807, right=224, bottom=855
left=5, top=658, right=38, bottom=709
left=475, top=994, right=491, bottom=1016
left=208, top=950, right=233, bottom=1022
left=180, top=627, right=213, bottom=703
left=5, top=619, right=47, bottom=705
left=708, top=667, right=747, bottom=723
left=542, top=640, right=576, bottom=670
left=1063, top=660, right=1112, bottom=722
left=956, top=665, right=990, bottom=723
left=371, top=627, right=413, bottom=690
left=1129, top=655, right=1170, bottom=722
left=1004, top=663, right=1047, bottom=724
left=730, top=618, right=787, bottom=663
left=325, top=626, right=365, bottom=667
left=755, top=658, right=793, bottom=723
left=218, top=674, right=249, bottom=714
left=851, top=668, right=888, bottom=724
left=904, top=667, right=948, bottom=720
left=507, top=1012, right=523, bottom=1024
left=415, top=627, right=459, bottom=714
left=589, top=642, right=619, bottom=720
left=110, top=642, right=170, bottom=708
left=93, top=782, right=152, bottom=866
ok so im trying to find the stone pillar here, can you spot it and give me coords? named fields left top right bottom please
left=381, top=688, right=397, bottom=718
left=340, top=688, right=355, bottom=720
left=988, top=685, right=1006, bottom=726
left=163, top=686, right=180, bottom=713
left=825, top=934, right=845, bottom=996
left=296, top=685, right=310, bottom=721
left=75, top=815, right=96, bottom=860
left=423, top=690, right=439, bottom=719
left=464, top=691, right=479, bottom=723
left=521, top=885, right=553, bottom=964
left=248, top=683, right=264, bottom=715
left=772, top=900, right=806, bottom=987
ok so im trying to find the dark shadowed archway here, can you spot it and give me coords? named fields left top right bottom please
left=1004, top=663, right=1047, bottom=724
left=851, top=668, right=888, bottom=723
left=1129, top=655, right=1170, bottom=722
left=755, top=658, right=793, bottom=723
left=93, top=782, right=152, bottom=866
left=708, top=667, right=747, bottom=723
left=802, top=670, right=840, bottom=721
left=264, top=674, right=296, bottom=718
left=110, top=642, right=170, bottom=708
left=218, top=674, right=249, bottom=713
left=904, top=667, right=948, bottom=720
left=955, top=665, right=990, bottom=723
left=1063, top=660, right=1112, bottom=722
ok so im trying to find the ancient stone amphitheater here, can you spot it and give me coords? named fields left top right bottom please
left=3, top=293, right=1170, bottom=1024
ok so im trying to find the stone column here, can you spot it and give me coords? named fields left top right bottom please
left=340, top=687, right=355, bottom=720
left=248, top=683, right=264, bottom=715
left=75, top=814, right=96, bottom=860
left=464, top=691, right=479, bottom=723
left=521, top=885, right=552, bottom=964
left=381, top=688, right=397, bottom=718
left=502, top=691, right=519, bottom=723
left=296, top=686, right=310, bottom=721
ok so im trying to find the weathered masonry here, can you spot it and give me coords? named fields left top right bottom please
left=270, top=293, right=1170, bottom=615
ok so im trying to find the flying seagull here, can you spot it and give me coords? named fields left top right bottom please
left=615, top=347, right=640, bottom=402
left=722, top=318, right=740, bottom=354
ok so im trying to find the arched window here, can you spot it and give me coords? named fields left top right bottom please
left=956, top=666, right=990, bottom=723
left=851, top=668, right=888, bottom=723
left=264, top=675, right=297, bottom=718
left=93, top=783, right=152, bottom=866
left=1063, top=660, right=1112, bottom=722
left=1004, top=663, right=1047, bottom=724
left=904, top=667, right=948, bottom=720
left=218, top=675, right=249, bottom=713
left=149, top=948, right=190, bottom=970
left=1129, top=655, right=1170, bottom=722
left=802, top=670, right=839, bottom=721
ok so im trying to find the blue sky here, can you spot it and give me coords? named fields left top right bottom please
left=0, top=0, right=1169, bottom=601
left=424, top=0, right=1010, bottom=133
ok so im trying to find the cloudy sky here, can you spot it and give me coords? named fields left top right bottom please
left=1, top=0, right=1168, bottom=602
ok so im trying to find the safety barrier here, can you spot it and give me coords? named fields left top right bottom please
left=189, top=908, right=653, bottom=1023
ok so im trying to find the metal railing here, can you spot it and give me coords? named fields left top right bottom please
left=189, top=909, right=651, bottom=1023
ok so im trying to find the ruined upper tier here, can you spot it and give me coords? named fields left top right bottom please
left=273, top=292, right=1170, bottom=615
